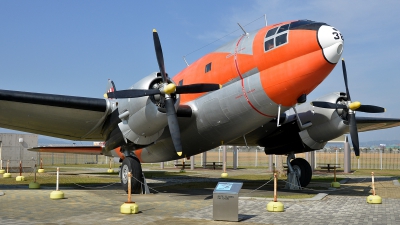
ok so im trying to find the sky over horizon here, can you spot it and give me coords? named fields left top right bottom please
left=1, top=1, right=400, bottom=143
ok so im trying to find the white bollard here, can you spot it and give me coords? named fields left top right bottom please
left=50, top=167, right=64, bottom=199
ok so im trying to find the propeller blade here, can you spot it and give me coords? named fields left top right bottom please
left=153, top=29, right=167, bottom=83
left=342, top=59, right=351, bottom=101
left=311, top=101, right=347, bottom=109
left=357, top=105, right=385, bottom=113
left=165, top=98, right=182, bottom=156
left=106, top=89, right=161, bottom=98
left=175, top=84, right=221, bottom=94
left=349, top=113, right=360, bottom=157
left=153, top=29, right=183, bottom=156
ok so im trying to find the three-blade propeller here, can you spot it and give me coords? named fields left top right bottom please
left=311, top=59, right=385, bottom=158
left=106, top=29, right=221, bottom=156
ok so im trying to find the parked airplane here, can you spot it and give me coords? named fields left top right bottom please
left=1, top=19, right=400, bottom=193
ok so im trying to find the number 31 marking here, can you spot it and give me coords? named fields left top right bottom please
left=332, top=32, right=344, bottom=40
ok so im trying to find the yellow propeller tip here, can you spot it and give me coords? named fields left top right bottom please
left=342, top=58, right=345, bottom=61
left=356, top=156, right=360, bottom=159
left=103, top=93, right=108, bottom=98
left=384, top=108, right=386, bottom=112
left=219, top=84, right=222, bottom=89
left=153, top=29, right=157, bottom=32
left=177, top=151, right=182, bottom=156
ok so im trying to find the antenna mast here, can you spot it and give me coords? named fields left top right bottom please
left=264, top=14, right=268, bottom=26
left=237, top=23, right=249, bottom=36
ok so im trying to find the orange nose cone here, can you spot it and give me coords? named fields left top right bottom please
left=262, top=51, right=336, bottom=106
left=259, top=25, right=342, bottom=107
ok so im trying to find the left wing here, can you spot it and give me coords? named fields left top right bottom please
left=0, top=89, right=110, bottom=140
left=29, top=146, right=103, bottom=155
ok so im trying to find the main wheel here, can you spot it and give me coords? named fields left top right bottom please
left=289, top=158, right=312, bottom=187
left=120, top=157, right=143, bottom=194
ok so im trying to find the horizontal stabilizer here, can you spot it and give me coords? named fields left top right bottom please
left=29, top=146, right=103, bottom=155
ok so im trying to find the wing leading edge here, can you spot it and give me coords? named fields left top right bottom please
left=0, top=89, right=110, bottom=140
left=355, top=116, right=400, bottom=132
left=29, top=146, right=103, bottom=155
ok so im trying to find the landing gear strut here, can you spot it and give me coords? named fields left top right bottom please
left=120, top=156, right=143, bottom=194
left=285, top=153, right=312, bottom=189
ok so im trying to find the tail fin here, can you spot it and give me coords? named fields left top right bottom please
left=104, top=79, right=117, bottom=99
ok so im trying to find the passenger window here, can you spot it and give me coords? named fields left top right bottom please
left=265, top=27, right=278, bottom=38
left=277, top=24, right=289, bottom=34
left=276, top=33, right=287, bottom=46
left=205, top=63, right=212, bottom=73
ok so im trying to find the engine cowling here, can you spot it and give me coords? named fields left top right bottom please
left=115, top=72, right=179, bottom=145
left=292, top=92, right=348, bottom=150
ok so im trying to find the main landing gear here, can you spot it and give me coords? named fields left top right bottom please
left=120, top=156, right=143, bottom=194
left=285, top=153, right=312, bottom=189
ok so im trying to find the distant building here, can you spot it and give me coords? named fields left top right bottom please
left=0, top=133, right=38, bottom=171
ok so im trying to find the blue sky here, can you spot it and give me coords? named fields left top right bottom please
left=1, top=0, right=400, bottom=143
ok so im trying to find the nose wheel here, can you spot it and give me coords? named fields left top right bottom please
left=120, top=156, right=143, bottom=194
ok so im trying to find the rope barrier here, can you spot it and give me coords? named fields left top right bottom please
left=7, top=160, right=390, bottom=195
left=242, top=177, right=274, bottom=196
left=280, top=176, right=369, bottom=192
left=131, top=176, right=160, bottom=193
left=71, top=182, right=119, bottom=189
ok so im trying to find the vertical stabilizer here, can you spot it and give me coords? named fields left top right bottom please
left=104, top=79, right=117, bottom=99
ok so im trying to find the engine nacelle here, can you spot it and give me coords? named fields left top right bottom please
left=115, top=72, right=179, bottom=145
left=289, top=92, right=348, bottom=150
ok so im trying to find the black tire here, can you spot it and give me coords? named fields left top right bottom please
left=289, top=158, right=312, bottom=187
left=120, top=157, right=143, bottom=194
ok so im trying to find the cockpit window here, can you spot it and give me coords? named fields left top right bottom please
left=289, top=20, right=315, bottom=29
left=289, top=20, right=327, bottom=31
left=277, top=24, right=289, bottom=34
left=264, top=39, right=275, bottom=50
left=265, top=27, right=278, bottom=38
left=264, top=24, right=289, bottom=52
left=276, top=33, right=287, bottom=47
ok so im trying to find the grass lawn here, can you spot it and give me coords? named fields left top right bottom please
left=352, top=169, right=400, bottom=177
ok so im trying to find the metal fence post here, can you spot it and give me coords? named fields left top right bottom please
left=202, top=152, right=207, bottom=169
left=255, top=149, right=258, bottom=167
left=232, top=146, right=237, bottom=170
left=223, top=145, right=226, bottom=172
left=190, top=155, right=194, bottom=170
left=344, top=136, right=351, bottom=173
left=310, top=151, right=315, bottom=172
left=268, top=155, right=273, bottom=172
